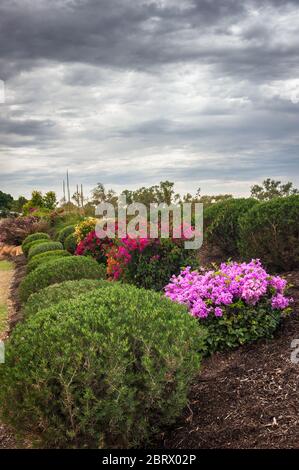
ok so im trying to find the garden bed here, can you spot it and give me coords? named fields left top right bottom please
left=157, top=271, right=299, bottom=449
left=1, top=271, right=298, bottom=449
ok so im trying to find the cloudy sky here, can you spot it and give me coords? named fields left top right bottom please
left=0, top=0, right=298, bottom=200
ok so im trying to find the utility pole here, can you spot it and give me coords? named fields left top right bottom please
left=80, top=184, right=84, bottom=208
left=63, top=180, right=66, bottom=203
left=66, top=170, right=70, bottom=203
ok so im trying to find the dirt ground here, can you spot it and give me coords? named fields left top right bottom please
left=0, top=259, right=14, bottom=340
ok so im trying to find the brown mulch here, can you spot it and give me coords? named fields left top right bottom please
left=157, top=271, right=299, bottom=449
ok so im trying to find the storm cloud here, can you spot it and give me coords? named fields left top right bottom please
left=0, top=0, right=298, bottom=198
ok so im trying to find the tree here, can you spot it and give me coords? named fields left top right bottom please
left=91, top=183, right=106, bottom=206
left=10, top=196, right=28, bottom=213
left=251, top=179, right=298, bottom=201
left=198, top=194, right=233, bottom=206
left=31, top=190, right=44, bottom=208
left=72, top=190, right=81, bottom=208
left=43, top=191, right=57, bottom=210
left=0, top=191, right=13, bottom=210
left=91, top=183, right=118, bottom=207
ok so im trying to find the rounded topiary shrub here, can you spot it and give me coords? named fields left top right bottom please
left=19, top=256, right=106, bottom=302
left=0, top=284, right=204, bottom=448
left=22, top=239, right=50, bottom=257
left=26, top=250, right=71, bottom=273
left=22, top=232, right=50, bottom=248
left=239, top=195, right=299, bottom=271
left=24, top=278, right=111, bottom=316
left=56, top=225, right=75, bottom=245
left=64, top=233, right=77, bottom=254
left=205, top=198, right=258, bottom=257
left=28, top=241, right=63, bottom=260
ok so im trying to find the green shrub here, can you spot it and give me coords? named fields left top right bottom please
left=56, top=225, right=75, bottom=245
left=24, top=279, right=111, bottom=316
left=51, top=212, right=84, bottom=238
left=28, top=241, right=63, bottom=260
left=22, top=232, right=50, bottom=247
left=64, top=233, right=77, bottom=254
left=19, top=256, right=106, bottom=302
left=205, top=198, right=258, bottom=257
left=0, top=284, right=204, bottom=448
left=202, top=301, right=282, bottom=354
left=239, top=195, right=299, bottom=271
left=22, top=239, right=51, bottom=257
left=26, top=250, right=71, bottom=273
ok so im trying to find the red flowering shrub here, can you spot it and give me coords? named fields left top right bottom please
left=106, top=229, right=200, bottom=291
left=75, top=230, right=113, bottom=264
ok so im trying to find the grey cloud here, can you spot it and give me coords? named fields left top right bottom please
left=0, top=0, right=299, bottom=198
left=0, top=0, right=298, bottom=81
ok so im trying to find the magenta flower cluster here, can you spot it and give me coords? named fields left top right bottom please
left=165, top=259, right=293, bottom=319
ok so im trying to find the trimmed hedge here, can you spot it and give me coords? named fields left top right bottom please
left=22, top=232, right=50, bottom=247
left=24, top=279, right=111, bottom=317
left=19, top=256, right=106, bottom=302
left=0, top=284, right=205, bottom=448
left=56, top=225, right=75, bottom=245
left=26, top=250, right=71, bottom=273
left=205, top=198, right=258, bottom=257
left=28, top=241, right=63, bottom=260
left=22, top=239, right=51, bottom=257
left=64, top=233, right=77, bottom=254
left=239, top=195, right=299, bottom=271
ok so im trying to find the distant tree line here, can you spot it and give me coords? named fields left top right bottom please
left=1, top=179, right=298, bottom=217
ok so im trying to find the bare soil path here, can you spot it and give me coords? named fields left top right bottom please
left=0, top=259, right=14, bottom=340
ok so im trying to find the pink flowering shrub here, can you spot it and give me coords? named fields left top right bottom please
left=107, top=235, right=199, bottom=290
left=106, top=236, right=150, bottom=280
left=75, top=219, right=200, bottom=290
left=165, top=259, right=293, bottom=353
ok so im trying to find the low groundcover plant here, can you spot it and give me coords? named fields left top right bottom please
left=165, top=259, right=293, bottom=353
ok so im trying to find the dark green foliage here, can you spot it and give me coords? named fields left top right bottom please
left=24, top=279, right=112, bottom=316
left=22, top=239, right=51, bottom=257
left=239, top=195, right=299, bottom=271
left=0, top=284, right=204, bottom=448
left=201, top=301, right=282, bottom=355
left=26, top=250, right=71, bottom=273
left=251, top=178, right=298, bottom=201
left=205, top=198, right=258, bottom=257
left=64, top=233, right=77, bottom=253
left=51, top=212, right=84, bottom=238
left=56, top=225, right=75, bottom=245
left=19, top=256, right=105, bottom=302
left=22, top=232, right=50, bottom=248
left=0, top=190, right=13, bottom=210
left=125, top=239, right=200, bottom=291
left=28, top=241, right=63, bottom=260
